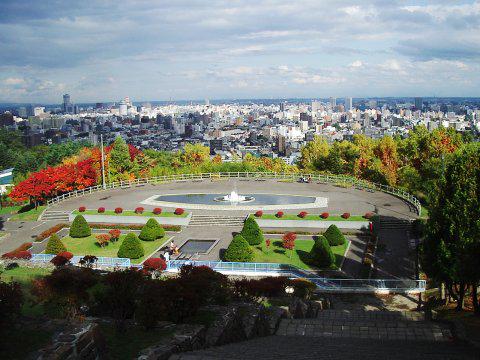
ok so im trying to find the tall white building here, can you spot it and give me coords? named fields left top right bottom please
left=311, top=100, right=321, bottom=113
left=345, top=97, right=353, bottom=111
left=329, top=97, right=336, bottom=109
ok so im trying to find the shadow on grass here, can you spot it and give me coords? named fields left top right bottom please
left=296, top=249, right=312, bottom=265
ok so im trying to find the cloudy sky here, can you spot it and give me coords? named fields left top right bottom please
left=0, top=0, right=479, bottom=103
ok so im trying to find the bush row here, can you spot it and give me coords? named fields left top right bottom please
left=254, top=211, right=375, bottom=219
left=1, top=242, right=33, bottom=259
left=79, top=206, right=185, bottom=215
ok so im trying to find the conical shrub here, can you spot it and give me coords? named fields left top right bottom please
left=240, top=217, right=264, bottom=245
left=45, top=233, right=67, bottom=255
left=139, top=218, right=165, bottom=241
left=69, top=214, right=91, bottom=238
left=224, top=234, right=253, bottom=262
left=117, top=233, right=144, bottom=259
left=324, top=224, right=346, bottom=246
left=310, top=235, right=335, bottom=268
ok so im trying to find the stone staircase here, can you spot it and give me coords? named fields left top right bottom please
left=173, top=310, right=478, bottom=359
left=379, top=218, right=412, bottom=230
left=188, top=215, right=245, bottom=227
left=39, top=209, right=70, bottom=222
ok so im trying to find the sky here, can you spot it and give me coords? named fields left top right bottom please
left=0, top=0, right=479, bottom=103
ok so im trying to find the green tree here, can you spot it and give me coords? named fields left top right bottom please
left=421, top=143, right=480, bottom=312
left=117, top=233, right=144, bottom=259
left=324, top=224, right=346, bottom=246
left=224, top=234, right=253, bottom=262
left=69, top=215, right=91, bottom=238
left=45, top=233, right=67, bottom=255
left=310, top=235, right=335, bottom=268
left=298, top=136, right=329, bottom=170
left=240, top=217, right=264, bottom=245
left=139, top=218, right=165, bottom=241
left=108, top=137, right=133, bottom=181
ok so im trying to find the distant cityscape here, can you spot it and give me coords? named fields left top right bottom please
left=0, top=95, right=479, bottom=165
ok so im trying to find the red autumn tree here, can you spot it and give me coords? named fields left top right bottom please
left=282, top=232, right=296, bottom=258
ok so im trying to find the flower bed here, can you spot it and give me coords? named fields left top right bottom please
left=36, top=223, right=69, bottom=241
left=73, top=209, right=188, bottom=217
left=250, top=213, right=367, bottom=221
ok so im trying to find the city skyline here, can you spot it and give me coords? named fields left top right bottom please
left=1, top=0, right=480, bottom=103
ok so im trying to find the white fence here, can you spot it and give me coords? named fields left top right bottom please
left=46, top=172, right=421, bottom=215
left=30, top=253, right=131, bottom=268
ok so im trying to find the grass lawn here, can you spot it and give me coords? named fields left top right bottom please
left=9, top=205, right=46, bottom=221
left=61, top=234, right=169, bottom=264
left=73, top=209, right=189, bottom=217
left=1, top=266, right=52, bottom=283
left=0, top=205, right=22, bottom=215
left=99, top=323, right=173, bottom=360
left=252, top=213, right=367, bottom=221
left=251, top=239, right=348, bottom=270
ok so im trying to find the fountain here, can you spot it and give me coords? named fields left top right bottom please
left=214, top=189, right=254, bottom=204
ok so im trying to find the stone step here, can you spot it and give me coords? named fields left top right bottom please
left=313, top=309, right=425, bottom=321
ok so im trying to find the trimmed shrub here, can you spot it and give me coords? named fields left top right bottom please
left=153, top=207, right=162, bottom=215
left=69, top=214, right=91, bottom=238
left=282, top=232, right=296, bottom=251
left=276, top=211, right=284, bottom=218
left=143, top=257, right=167, bottom=272
left=98, top=207, right=105, bottom=213
left=139, top=218, right=165, bottom=241
left=298, top=211, right=308, bottom=218
left=341, top=212, right=350, bottom=219
left=363, top=212, right=374, bottom=219
left=114, top=207, right=123, bottom=214
left=45, top=233, right=67, bottom=255
left=2, top=250, right=32, bottom=260
left=96, top=234, right=110, bottom=247
left=117, top=233, right=144, bottom=259
left=135, top=207, right=144, bottom=214
left=324, top=224, right=346, bottom=246
left=109, top=229, right=121, bottom=242
left=254, top=210, right=263, bottom=217
left=78, top=206, right=86, bottom=212
left=310, top=235, right=335, bottom=268
left=174, top=208, right=184, bottom=215
left=36, top=223, right=68, bottom=241
left=88, top=223, right=181, bottom=232
left=320, top=212, right=329, bottom=219
left=51, top=254, right=70, bottom=267
left=57, top=251, right=73, bottom=260
left=240, top=217, right=264, bottom=246
left=290, top=278, right=316, bottom=299
left=224, top=234, right=254, bottom=262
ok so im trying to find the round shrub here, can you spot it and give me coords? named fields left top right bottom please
left=57, top=251, right=73, bottom=260
left=79, top=206, right=86, bottom=212
left=276, top=211, right=284, bottom=218
left=135, top=207, right=144, bottom=214
left=341, top=212, right=350, bottom=219
left=363, top=212, right=374, bottom=219
left=143, top=257, right=167, bottom=272
left=109, top=229, right=121, bottom=241
left=240, top=217, right=264, bottom=246
left=98, top=207, right=105, bottom=213
left=298, top=211, right=308, bottom=218
left=290, top=278, right=316, bottom=299
left=114, top=207, right=123, bottom=214
left=8, top=250, right=32, bottom=260
left=324, top=224, right=346, bottom=246
left=224, top=234, right=253, bottom=262
left=51, top=254, right=70, bottom=267
left=310, top=235, right=335, bottom=268
left=139, top=218, right=165, bottom=241
left=174, top=208, right=184, bottom=215
left=153, top=207, right=162, bottom=215
left=254, top=210, right=263, bottom=217
left=45, top=233, right=67, bottom=255
left=320, top=212, right=329, bottom=219
left=117, top=233, right=144, bottom=259
left=69, top=214, right=91, bottom=238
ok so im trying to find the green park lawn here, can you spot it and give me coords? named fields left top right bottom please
left=0, top=266, right=52, bottom=283
left=60, top=234, right=170, bottom=264
left=252, top=213, right=366, bottom=221
left=9, top=205, right=46, bottom=221
left=0, top=205, right=22, bottom=215
left=251, top=239, right=348, bottom=270
left=73, top=209, right=189, bottom=217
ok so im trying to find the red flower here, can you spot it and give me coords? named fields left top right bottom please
left=135, top=207, right=144, bottom=214
left=114, top=207, right=123, bottom=214
left=174, top=208, right=184, bottom=215
left=254, top=210, right=263, bottom=217
left=341, top=212, right=351, bottom=219
left=320, top=212, right=329, bottom=219
left=98, top=207, right=105, bottom=213
left=298, top=211, right=308, bottom=218
left=276, top=211, right=284, bottom=218
left=79, top=206, right=86, bottom=212
left=153, top=207, right=162, bottom=215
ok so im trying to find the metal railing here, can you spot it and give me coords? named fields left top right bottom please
left=30, top=254, right=131, bottom=268
left=46, top=172, right=421, bottom=215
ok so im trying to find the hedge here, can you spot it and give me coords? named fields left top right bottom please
left=224, top=234, right=254, bottom=262
left=117, top=233, right=144, bottom=259
left=88, top=223, right=181, bottom=232
left=45, top=233, right=67, bottom=255
left=324, top=224, right=346, bottom=246
left=139, top=218, right=165, bottom=241
left=69, top=215, right=91, bottom=238
left=310, top=235, right=335, bottom=268
left=240, top=217, right=264, bottom=246
left=36, top=223, right=68, bottom=241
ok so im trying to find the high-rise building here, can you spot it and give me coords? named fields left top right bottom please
left=311, top=100, right=320, bottom=113
left=345, top=97, right=353, bottom=111
left=329, top=97, right=336, bottom=109
left=63, top=94, right=71, bottom=113
left=119, top=100, right=128, bottom=116
left=414, top=97, right=423, bottom=111
left=279, top=102, right=285, bottom=112
left=277, top=135, right=286, bottom=156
